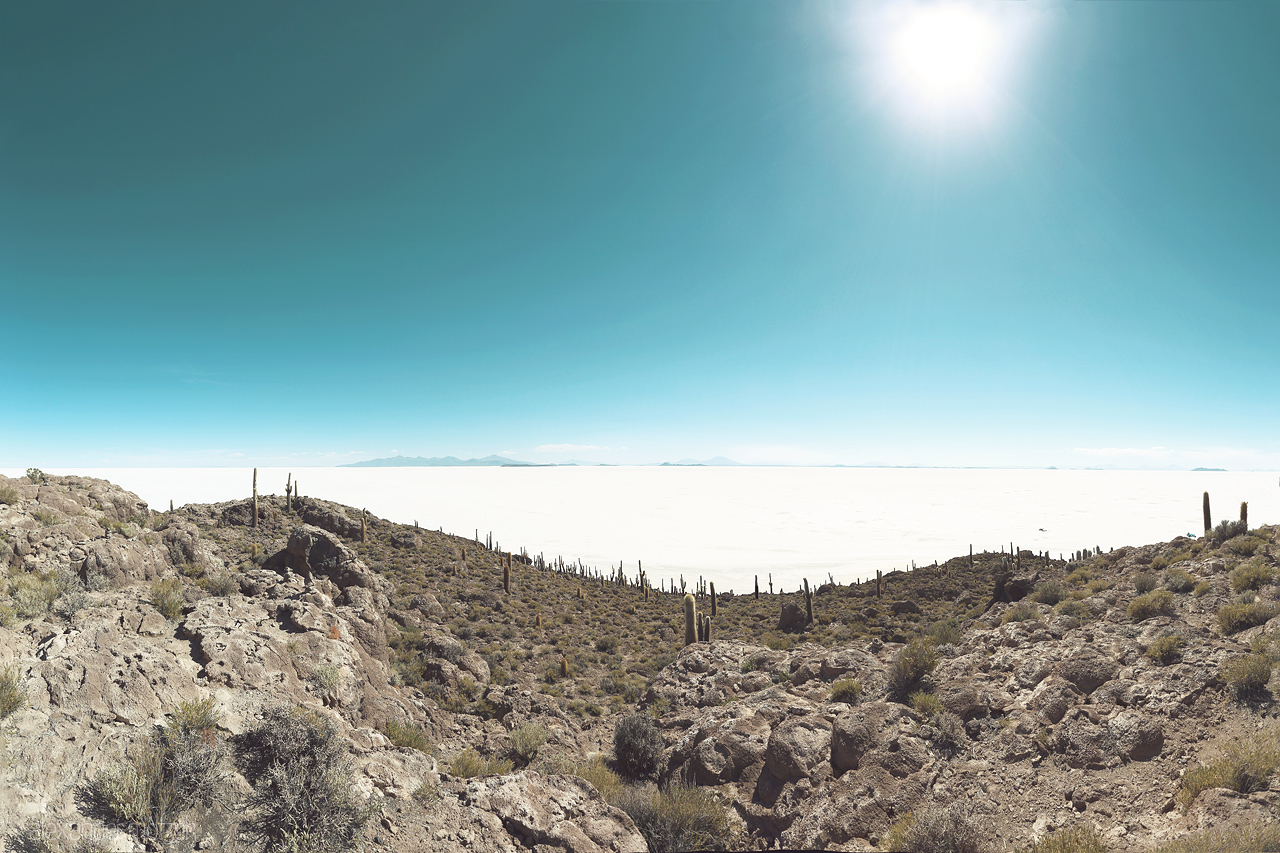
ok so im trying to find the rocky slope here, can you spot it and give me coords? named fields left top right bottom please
left=0, top=473, right=1277, bottom=852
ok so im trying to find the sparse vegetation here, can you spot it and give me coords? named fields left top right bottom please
left=909, top=689, right=943, bottom=719
left=615, top=782, right=737, bottom=853
left=149, top=578, right=184, bottom=621
left=614, top=713, right=664, bottom=779
left=1133, top=573, right=1159, bottom=594
left=509, top=722, right=549, bottom=764
left=1218, top=601, right=1279, bottom=635
left=1146, top=635, right=1185, bottom=665
left=1164, top=568, right=1196, bottom=593
left=1222, top=654, right=1274, bottom=699
left=1031, top=581, right=1067, bottom=606
left=0, top=484, right=19, bottom=505
left=880, top=802, right=980, bottom=853
left=1024, top=824, right=1109, bottom=853
left=829, top=678, right=862, bottom=704
left=449, top=748, right=514, bottom=778
left=888, top=638, right=939, bottom=700
left=1177, top=724, right=1280, bottom=811
left=1153, top=821, right=1280, bottom=853
left=0, top=664, right=26, bottom=721
left=384, top=720, right=433, bottom=753
left=235, top=704, right=379, bottom=852
left=1128, top=588, right=1175, bottom=621
left=1230, top=558, right=1274, bottom=592
left=1001, top=602, right=1041, bottom=625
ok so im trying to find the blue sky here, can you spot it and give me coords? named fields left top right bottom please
left=2, top=1, right=1278, bottom=469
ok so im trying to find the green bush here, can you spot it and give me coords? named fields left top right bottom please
left=1001, top=602, right=1041, bottom=625
left=509, top=722, right=549, bottom=764
left=739, top=656, right=763, bottom=673
left=1217, top=602, right=1279, bottom=635
left=201, top=571, right=238, bottom=597
left=595, top=636, right=619, bottom=654
left=1133, top=573, right=1159, bottom=594
left=1230, top=559, right=1274, bottom=592
left=235, top=704, right=379, bottom=852
left=880, top=803, right=980, bottom=853
left=1229, top=536, right=1267, bottom=557
left=0, top=664, right=26, bottom=721
left=449, top=748, right=513, bottom=778
left=150, top=578, right=184, bottom=621
left=311, top=664, right=342, bottom=696
left=1193, top=581, right=1212, bottom=598
left=615, top=783, right=737, bottom=853
left=614, top=713, right=664, bottom=779
left=1031, top=581, right=1067, bottom=606
left=927, top=617, right=963, bottom=646
left=1153, top=821, right=1280, bottom=853
left=1149, top=555, right=1171, bottom=572
left=1055, top=599, right=1092, bottom=621
left=909, top=690, right=943, bottom=719
left=1222, top=655, right=1274, bottom=699
left=1128, top=589, right=1175, bottom=621
left=829, top=678, right=862, bottom=704
left=1025, top=824, right=1109, bottom=853
left=888, top=639, right=939, bottom=701
left=1176, top=724, right=1280, bottom=811
left=25, top=468, right=46, bottom=485
left=384, top=720, right=433, bottom=753
left=1146, top=635, right=1185, bottom=665
left=1211, top=519, right=1248, bottom=543
left=1065, top=568, right=1093, bottom=585
left=1165, top=568, right=1197, bottom=593
left=83, top=698, right=227, bottom=844
left=0, top=484, right=19, bottom=505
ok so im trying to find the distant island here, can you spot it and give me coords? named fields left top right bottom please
left=342, top=455, right=554, bottom=468
left=1192, top=467, right=1227, bottom=472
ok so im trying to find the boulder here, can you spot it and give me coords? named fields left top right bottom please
left=1057, top=649, right=1120, bottom=695
left=1107, top=711, right=1163, bottom=760
left=764, top=717, right=833, bottom=784
left=779, top=602, right=807, bottom=633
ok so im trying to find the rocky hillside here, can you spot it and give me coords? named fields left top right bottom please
left=0, top=473, right=1277, bottom=853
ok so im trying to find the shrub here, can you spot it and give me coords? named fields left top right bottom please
left=888, top=639, right=939, bottom=701
left=1026, top=824, right=1109, bottom=853
left=384, top=720, right=433, bottom=753
left=927, top=617, right=962, bottom=646
left=0, top=664, right=26, bottom=721
left=1222, top=655, right=1274, bottom=699
left=1134, top=573, right=1159, bottom=594
left=595, top=636, right=619, bottom=654
left=1193, top=581, right=1212, bottom=598
left=1128, top=589, right=1175, bottom=621
left=150, top=578, right=184, bottom=621
left=1149, top=555, right=1171, bottom=572
left=1001, top=602, right=1041, bottom=625
left=1217, top=602, right=1279, bottom=635
left=1176, top=724, right=1280, bottom=811
left=739, top=656, right=763, bottom=673
left=0, top=484, right=19, bottom=505
left=829, top=678, right=862, bottom=704
left=566, top=754, right=622, bottom=802
left=509, top=722, right=549, bottom=764
left=1031, top=581, right=1067, bottom=606
left=909, top=690, right=943, bottom=719
left=235, top=704, right=379, bottom=852
left=1230, top=536, right=1267, bottom=557
left=202, top=572, right=237, bottom=597
left=311, top=664, right=342, bottom=696
left=1054, top=599, right=1092, bottom=621
left=615, top=783, right=736, bottom=853
left=933, top=711, right=966, bottom=753
left=1065, top=568, right=1093, bottom=586
left=614, top=714, right=664, bottom=779
left=1230, top=559, right=1274, bottom=592
left=1165, top=568, right=1197, bottom=593
left=1153, top=821, right=1280, bottom=853
left=1085, top=578, right=1113, bottom=595
left=1211, top=519, right=1248, bottom=543
left=449, top=748, right=513, bottom=778
left=881, top=802, right=980, bottom=853
left=83, top=698, right=227, bottom=844
left=1146, top=635, right=1185, bottom=665
left=25, top=468, right=46, bottom=485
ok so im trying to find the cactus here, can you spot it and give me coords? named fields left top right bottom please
left=560, top=657, right=568, bottom=678
left=361, top=510, right=367, bottom=543
left=1241, top=501, right=1248, bottom=529
left=503, top=560, right=510, bottom=594
left=710, top=582, right=717, bottom=617
left=1203, top=492, right=1211, bottom=533
left=702, top=614, right=711, bottom=642
left=285, top=473, right=292, bottom=511
left=578, top=586, right=584, bottom=600
left=804, top=578, right=813, bottom=624
left=252, top=468, right=258, bottom=529
left=754, top=576, right=760, bottom=600
left=969, top=544, right=973, bottom=568
left=876, top=569, right=882, bottom=599
left=169, top=499, right=173, bottom=512
left=536, top=614, right=542, bottom=629
left=683, top=594, right=697, bottom=646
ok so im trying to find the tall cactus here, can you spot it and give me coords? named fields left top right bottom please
left=1241, top=501, right=1248, bottom=529
left=804, top=578, right=813, bottom=624
left=252, top=468, right=258, bottom=529
left=683, top=594, right=697, bottom=646
left=710, top=582, right=717, bottom=617
left=1203, top=492, right=1211, bottom=533
left=754, top=575, right=760, bottom=600
left=503, top=559, right=510, bottom=594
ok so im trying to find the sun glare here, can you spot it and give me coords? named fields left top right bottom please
left=895, top=7, right=996, bottom=100
left=851, top=1, right=1041, bottom=132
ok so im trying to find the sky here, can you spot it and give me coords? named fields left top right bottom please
left=2, top=1, right=1278, bottom=470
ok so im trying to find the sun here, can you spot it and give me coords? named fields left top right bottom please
left=850, top=1, right=1040, bottom=131
left=893, top=6, right=997, bottom=101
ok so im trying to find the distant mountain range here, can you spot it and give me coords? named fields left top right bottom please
left=342, top=455, right=748, bottom=468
